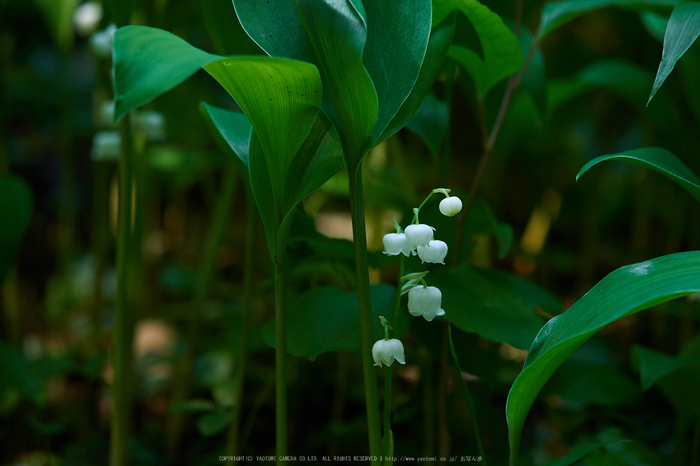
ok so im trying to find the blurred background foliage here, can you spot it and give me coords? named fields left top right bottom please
left=1, top=0, right=699, bottom=465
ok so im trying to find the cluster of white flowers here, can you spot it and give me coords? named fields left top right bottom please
left=373, top=189, right=462, bottom=368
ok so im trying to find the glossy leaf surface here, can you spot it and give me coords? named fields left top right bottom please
left=434, top=0, right=522, bottom=99
left=648, top=2, right=700, bottom=104
left=261, top=285, right=407, bottom=360
left=576, top=147, right=700, bottom=203
left=199, top=103, right=252, bottom=167
left=506, top=251, right=700, bottom=459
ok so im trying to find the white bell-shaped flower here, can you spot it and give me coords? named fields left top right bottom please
left=74, top=2, right=103, bottom=36
left=439, top=196, right=462, bottom=217
left=91, top=131, right=121, bottom=161
left=372, top=339, right=406, bottom=367
left=89, top=24, right=117, bottom=58
left=404, top=224, right=434, bottom=248
left=382, top=233, right=414, bottom=257
left=133, top=111, right=166, bottom=141
left=417, top=240, right=448, bottom=265
left=408, top=286, right=445, bottom=322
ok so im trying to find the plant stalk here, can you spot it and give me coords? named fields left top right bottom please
left=383, top=366, right=393, bottom=463
left=348, top=163, right=382, bottom=465
left=275, top=246, right=288, bottom=463
left=225, top=196, right=256, bottom=460
left=111, top=113, right=134, bottom=466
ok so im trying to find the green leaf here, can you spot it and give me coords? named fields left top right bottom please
left=576, top=147, right=700, bottom=203
left=362, top=0, right=432, bottom=144
left=538, top=0, right=679, bottom=40
left=517, top=26, right=547, bottom=120
left=431, top=265, right=560, bottom=350
left=247, top=130, right=279, bottom=257
left=648, top=2, right=700, bottom=104
left=633, top=345, right=700, bottom=391
left=0, top=176, right=33, bottom=284
left=506, top=251, right=700, bottom=461
left=197, top=410, right=232, bottom=437
left=262, top=285, right=406, bottom=360
left=434, top=0, right=523, bottom=99
left=545, top=360, right=641, bottom=406
left=405, top=93, right=450, bottom=157
left=199, top=103, right=252, bottom=167
left=542, top=440, right=631, bottom=466
left=378, top=13, right=455, bottom=144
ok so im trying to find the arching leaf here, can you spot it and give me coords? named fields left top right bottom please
left=576, top=147, right=700, bottom=203
left=506, top=251, right=700, bottom=461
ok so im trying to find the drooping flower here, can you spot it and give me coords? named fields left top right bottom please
left=91, top=131, right=121, bottom=161
left=417, top=240, right=448, bottom=265
left=372, top=339, right=406, bottom=367
left=382, top=233, right=414, bottom=257
left=408, top=285, right=445, bottom=322
left=439, top=196, right=462, bottom=217
left=89, top=24, right=117, bottom=58
left=404, top=224, right=434, bottom=248
left=74, top=2, right=103, bottom=36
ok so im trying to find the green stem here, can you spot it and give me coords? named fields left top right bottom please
left=448, top=324, right=485, bottom=464
left=348, top=163, right=382, bottom=465
left=225, top=196, right=256, bottom=460
left=390, top=256, right=405, bottom=339
left=111, top=113, right=134, bottom=466
left=383, top=365, right=393, bottom=463
left=167, top=161, right=239, bottom=455
left=275, top=246, right=288, bottom=464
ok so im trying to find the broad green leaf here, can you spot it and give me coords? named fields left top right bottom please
left=262, top=285, right=406, bottom=360
left=293, top=0, right=378, bottom=165
left=648, top=2, right=700, bottom=104
left=543, top=440, right=630, bottom=466
left=199, top=103, right=252, bottom=167
left=247, top=130, right=279, bottom=257
left=234, top=0, right=378, bottom=165
left=576, top=147, right=700, bottom=203
left=431, top=265, right=560, bottom=350
left=293, top=118, right=344, bottom=205
left=434, top=0, right=523, bottom=99
left=362, top=0, right=432, bottom=144
left=651, top=335, right=700, bottom=423
left=545, top=360, right=640, bottom=406
left=378, top=13, right=455, bottom=144
left=0, top=176, right=33, bottom=284
left=506, top=251, right=700, bottom=461
left=632, top=345, right=700, bottom=391
left=405, top=93, right=450, bottom=157
left=640, top=11, right=668, bottom=42
left=538, top=0, right=679, bottom=40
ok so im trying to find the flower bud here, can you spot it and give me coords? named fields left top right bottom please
left=404, top=224, right=434, bottom=248
left=417, top=240, right=448, bottom=265
left=382, top=233, right=414, bottom=257
left=408, top=286, right=445, bottom=322
left=372, top=339, right=406, bottom=367
left=439, top=196, right=462, bottom=217
left=89, top=24, right=117, bottom=59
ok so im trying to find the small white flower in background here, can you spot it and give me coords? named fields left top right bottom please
left=91, top=130, right=121, bottom=161
left=97, top=100, right=116, bottom=128
left=417, top=240, right=448, bottom=265
left=372, top=339, right=406, bottom=367
left=382, top=233, right=414, bottom=257
left=404, top=224, right=434, bottom=248
left=73, top=2, right=103, bottom=36
left=439, top=196, right=462, bottom=217
left=133, top=110, right=167, bottom=141
left=89, top=24, right=117, bottom=59
left=408, top=285, right=445, bottom=321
